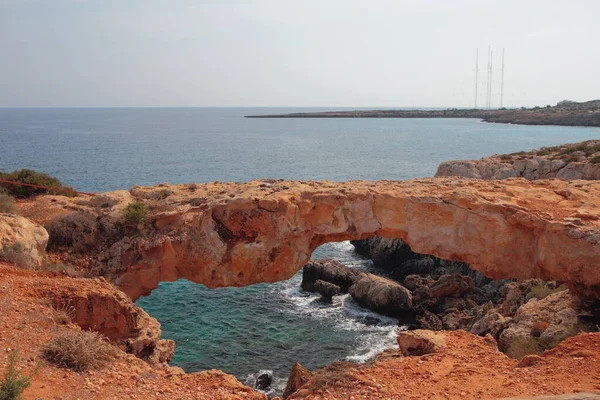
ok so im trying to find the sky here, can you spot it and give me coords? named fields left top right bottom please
left=0, top=0, right=598, bottom=108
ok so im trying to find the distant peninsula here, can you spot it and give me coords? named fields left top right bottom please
left=246, top=99, right=600, bottom=127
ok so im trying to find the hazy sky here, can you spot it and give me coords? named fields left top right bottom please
left=1, top=0, right=598, bottom=107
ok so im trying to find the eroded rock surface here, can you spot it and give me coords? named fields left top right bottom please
left=0, top=213, right=49, bottom=268
left=20, top=178, right=600, bottom=300
left=435, top=140, right=600, bottom=180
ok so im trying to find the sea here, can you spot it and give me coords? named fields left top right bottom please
left=1, top=107, right=599, bottom=396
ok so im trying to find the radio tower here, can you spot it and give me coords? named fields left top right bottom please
left=474, top=49, right=479, bottom=109
left=486, top=47, right=493, bottom=109
left=500, top=48, right=505, bottom=108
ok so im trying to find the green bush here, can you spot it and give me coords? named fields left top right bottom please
left=0, top=191, right=14, bottom=213
left=589, top=156, right=600, bottom=164
left=536, top=150, right=550, bottom=156
left=0, top=169, right=74, bottom=198
left=499, top=154, right=512, bottom=161
left=123, top=202, right=149, bottom=225
left=0, top=350, right=32, bottom=400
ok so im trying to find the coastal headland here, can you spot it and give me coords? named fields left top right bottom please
left=246, top=100, right=600, bottom=127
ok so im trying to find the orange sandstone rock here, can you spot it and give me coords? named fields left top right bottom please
left=20, top=178, right=600, bottom=300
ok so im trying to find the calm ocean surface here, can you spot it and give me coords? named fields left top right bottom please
left=2, top=107, right=599, bottom=395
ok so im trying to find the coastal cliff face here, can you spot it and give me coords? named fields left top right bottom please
left=0, top=263, right=267, bottom=400
left=436, top=140, right=600, bottom=180
left=20, top=177, right=600, bottom=301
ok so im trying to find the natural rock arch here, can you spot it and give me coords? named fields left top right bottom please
left=84, top=178, right=600, bottom=301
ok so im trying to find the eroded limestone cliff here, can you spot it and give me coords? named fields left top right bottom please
left=21, top=177, right=600, bottom=301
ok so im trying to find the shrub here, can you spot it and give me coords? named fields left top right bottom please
left=536, top=150, right=550, bottom=156
left=41, top=331, right=116, bottom=372
left=0, top=169, right=75, bottom=198
left=589, top=156, right=600, bottom=164
left=0, top=191, right=14, bottom=214
left=0, top=350, right=32, bottom=400
left=123, top=202, right=149, bottom=225
left=505, top=336, right=543, bottom=359
left=45, top=212, right=98, bottom=252
left=52, top=302, right=75, bottom=325
left=499, top=154, right=512, bottom=161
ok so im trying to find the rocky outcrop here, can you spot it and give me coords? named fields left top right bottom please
left=32, top=272, right=175, bottom=365
left=499, top=290, right=580, bottom=354
left=23, top=178, right=600, bottom=301
left=0, top=214, right=49, bottom=268
left=396, top=329, right=447, bottom=356
left=283, top=363, right=313, bottom=399
left=435, top=140, right=600, bottom=180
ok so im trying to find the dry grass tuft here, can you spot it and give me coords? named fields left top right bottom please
left=41, top=331, right=116, bottom=372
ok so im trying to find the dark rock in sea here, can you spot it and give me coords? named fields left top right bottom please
left=313, top=280, right=341, bottom=302
left=348, top=273, right=412, bottom=317
left=283, top=363, right=313, bottom=399
left=255, top=370, right=273, bottom=391
left=301, top=258, right=363, bottom=293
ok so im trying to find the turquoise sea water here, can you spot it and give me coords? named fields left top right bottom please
left=1, top=107, right=599, bottom=395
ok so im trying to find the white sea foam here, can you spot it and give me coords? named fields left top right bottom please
left=276, top=241, right=403, bottom=365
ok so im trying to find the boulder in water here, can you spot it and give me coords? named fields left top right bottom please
left=348, top=273, right=412, bottom=317
left=313, top=279, right=341, bottom=302
left=301, top=258, right=363, bottom=293
left=254, top=370, right=273, bottom=391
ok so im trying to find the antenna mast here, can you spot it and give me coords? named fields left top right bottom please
left=475, top=48, right=479, bottom=109
left=486, top=47, right=490, bottom=109
left=500, top=48, right=505, bottom=108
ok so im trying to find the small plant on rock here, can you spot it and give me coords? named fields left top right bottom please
left=0, top=350, right=32, bottom=400
left=589, top=155, right=600, bottom=164
left=123, top=202, right=149, bottom=225
left=41, top=330, right=116, bottom=372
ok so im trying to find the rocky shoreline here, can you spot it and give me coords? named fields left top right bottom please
left=245, top=100, right=600, bottom=127
left=2, top=139, right=600, bottom=399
